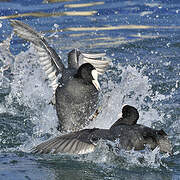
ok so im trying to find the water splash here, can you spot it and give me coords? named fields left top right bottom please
left=66, top=140, right=170, bottom=170
left=0, top=41, right=59, bottom=152
left=88, top=64, right=165, bottom=129
left=0, top=35, right=14, bottom=97
left=0, top=35, right=176, bottom=169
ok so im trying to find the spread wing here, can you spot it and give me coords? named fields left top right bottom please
left=32, top=130, right=96, bottom=155
left=68, top=49, right=110, bottom=75
left=11, top=20, right=65, bottom=93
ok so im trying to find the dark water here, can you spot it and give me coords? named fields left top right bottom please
left=0, top=0, right=180, bottom=179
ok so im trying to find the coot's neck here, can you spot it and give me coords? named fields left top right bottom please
left=110, top=117, right=137, bottom=130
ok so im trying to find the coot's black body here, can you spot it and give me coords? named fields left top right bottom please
left=11, top=20, right=109, bottom=132
left=55, top=62, right=99, bottom=132
left=32, top=105, right=172, bottom=155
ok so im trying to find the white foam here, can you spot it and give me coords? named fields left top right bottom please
left=2, top=44, right=59, bottom=152
left=88, top=65, right=163, bottom=129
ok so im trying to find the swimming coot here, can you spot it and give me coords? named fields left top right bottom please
left=32, top=105, right=172, bottom=155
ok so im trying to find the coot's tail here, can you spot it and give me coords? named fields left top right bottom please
left=156, top=129, right=173, bottom=154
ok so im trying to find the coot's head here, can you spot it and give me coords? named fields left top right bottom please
left=110, top=105, right=140, bottom=128
left=121, top=105, right=139, bottom=125
left=75, top=63, right=100, bottom=91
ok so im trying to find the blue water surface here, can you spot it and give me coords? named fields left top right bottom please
left=0, top=0, right=180, bottom=179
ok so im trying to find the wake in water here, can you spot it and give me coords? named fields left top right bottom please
left=78, top=142, right=170, bottom=169
left=0, top=35, right=176, bottom=169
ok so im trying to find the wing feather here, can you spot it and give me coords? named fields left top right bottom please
left=79, top=52, right=110, bottom=75
left=32, top=131, right=96, bottom=155
left=11, top=20, right=65, bottom=94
